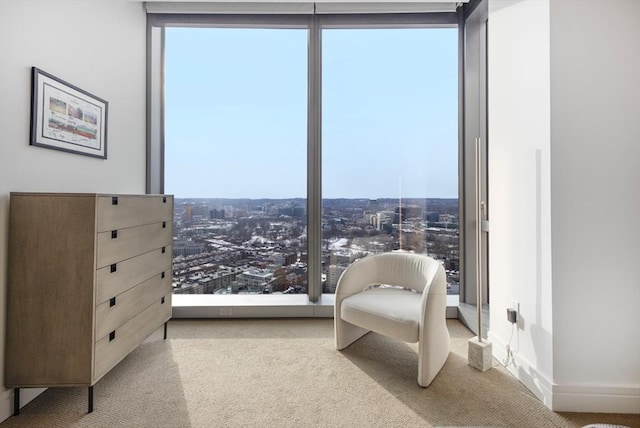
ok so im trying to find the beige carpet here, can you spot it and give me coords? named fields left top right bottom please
left=1, top=319, right=638, bottom=428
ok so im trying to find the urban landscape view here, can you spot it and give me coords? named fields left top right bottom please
left=171, top=198, right=460, bottom=296
left=165, top=28, right=460, bottom=298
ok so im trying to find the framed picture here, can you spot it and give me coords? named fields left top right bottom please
left=30, top=67, right=108, bottom=159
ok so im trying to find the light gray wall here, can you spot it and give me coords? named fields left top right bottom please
left=549, top=0, right=640, bottom=412
left=487, top=0, right=640, bottom=413
left=0, top=0, right=147, bottom=420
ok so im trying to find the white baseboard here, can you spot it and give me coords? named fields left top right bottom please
left=0, top=387, right=46, bottom=423
left=551, top=384, right=640, bottom=414
left=488, top=331, right=554, bottom=408
left=488, top=331, right=640, bottom=414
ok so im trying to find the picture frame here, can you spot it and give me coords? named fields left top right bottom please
left=30, top=67, right=108, bottom=159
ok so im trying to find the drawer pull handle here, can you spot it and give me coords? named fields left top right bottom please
left=161, top=296, right=165, bottom=304
left=163, top=196, right=167, bottom=203
left=161, top=272, right=165, bottom=279
left=161, top=247, right=166, bottom=254
left=110, top=297, right=116, bottom=307
left=110, top=263, right=117, bottom=273
left=162, top=221, right=166, bottom=229
left=112, top=197, right=118, bottom=205
left=111, top=230, right=118, bottom=239
left=109, top=331, right=116, bottom=342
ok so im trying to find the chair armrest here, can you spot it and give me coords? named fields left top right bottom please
left=419, top=263, right=448, bottom=330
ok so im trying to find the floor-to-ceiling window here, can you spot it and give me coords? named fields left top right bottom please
left=322, top=28, right=459, bottom=294
left=164, top=27, right=308, bottom=295
left=148, top=10, right=461, bottom=306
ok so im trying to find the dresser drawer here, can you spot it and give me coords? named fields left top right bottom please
left=94, top=294, right=172, bottom=381
left=97, top=195, right=172, bottom=232
left=95, top=273, right=171, bottom=340
left=96, top=222, right=171, bottom=268
left=96, top=246, right=171, bottom=305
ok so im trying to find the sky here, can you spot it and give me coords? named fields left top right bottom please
left=164, top=27, right=458, bottom=199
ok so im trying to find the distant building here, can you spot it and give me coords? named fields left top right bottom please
left=210, top=208, right=225, bottom=219
left=326, top=265, right=346, bottom=293
left=394, top=205, right=422, bottom=224
left=207, top=266, right=241, bottom=293
left=278, top=206, right=305, bottom=217
left=377, top=211, right=394, bottom=230
left=439, top=214, right=458, bottom=224
left=264, top=252, right=285, bottom=266
left=284, top=252, right=297, bottom=266
left=173, top=239, right=206, bottom=256
left=192, top=203, right=209, bottom=217
left=425, top=212, right=440, bottom=222
left=236, top=268, right=274, bottom=293
left=173, top=282, right=203, bottom=294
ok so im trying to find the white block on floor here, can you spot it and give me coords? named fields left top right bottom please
left=468, top=336, right=493, bottom=372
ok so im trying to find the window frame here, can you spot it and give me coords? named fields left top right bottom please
left=147, top=11, right=462, bottom=312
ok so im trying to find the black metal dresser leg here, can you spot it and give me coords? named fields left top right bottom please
left=164, top=321, right=168, bottom=340
left=88, top=386, right=93, bottom=413
left=13, top=388, right=20, bottom=416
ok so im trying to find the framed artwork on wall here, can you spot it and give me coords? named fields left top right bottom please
left=30, top=67, right=108, bottom=159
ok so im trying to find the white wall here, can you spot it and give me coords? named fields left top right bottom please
left=549, top=0, right=640, bottom=413
left=0, top=0, right=147, bottom=421
left=487, top=0, right=640, bottom=413
left=486, top=0, right=555, bottom=406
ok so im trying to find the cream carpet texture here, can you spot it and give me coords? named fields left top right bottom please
left=1, top=319, right=638, bottom=428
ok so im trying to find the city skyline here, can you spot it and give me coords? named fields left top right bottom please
left=171, top=196, right=459, bottom=296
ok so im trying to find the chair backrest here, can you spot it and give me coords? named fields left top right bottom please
left=356, top=252, right=444, bottom=295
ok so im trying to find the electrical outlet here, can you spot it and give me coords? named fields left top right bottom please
left=507, top=300, right=519, bottom=324
left=511, top=300, right=519, bottom=315
left=219, top=307, right=232, bottom=316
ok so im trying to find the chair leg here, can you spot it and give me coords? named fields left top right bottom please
left=417, top=332, right=451, bottom=387
left=335, top=318, right=370, bottom=350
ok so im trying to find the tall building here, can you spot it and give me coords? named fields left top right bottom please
left=210, top=208, right=225, bottom=219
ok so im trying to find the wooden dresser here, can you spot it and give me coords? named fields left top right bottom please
left=5, top=193, right=173, bottom=413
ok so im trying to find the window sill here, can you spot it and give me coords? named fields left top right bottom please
left=172, top=294, right=460, bottom=319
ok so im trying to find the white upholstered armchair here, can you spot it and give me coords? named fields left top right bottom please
left=334, top=252, right=450, bottom=387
